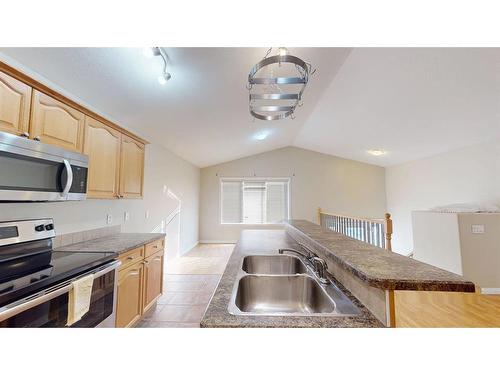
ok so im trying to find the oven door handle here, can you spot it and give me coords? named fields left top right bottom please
left=61, top=159, right=73, bottom=197
left=0, top=260, right=120, bottom=323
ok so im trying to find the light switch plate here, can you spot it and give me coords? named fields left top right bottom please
left=471, top=224, right=485, bottom=234
left=124, top=212, right=130, bottom=221
left=145, top=210, right=150, bottom=219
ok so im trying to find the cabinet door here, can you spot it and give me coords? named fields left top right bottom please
left=116, top=262, right=144, bottom=328
left=83, top=117, right=121, bottom=199
left=0, top=71, right=32, bottom=136
left=119, top=134, right=145, bottom=198
left=30, top=90, right=85, bottom=152
left=143, top=250, right=164, bottom=312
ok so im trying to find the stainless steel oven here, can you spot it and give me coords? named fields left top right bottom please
left=0, top=219, right=119, bottom=328
left=0, top=131, right=88, bottom=201
left=0, top=260, right=120, bottom=328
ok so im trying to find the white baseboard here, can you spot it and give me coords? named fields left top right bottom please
left=199, top=240, right=237, bottom=244
left=481, top=288, right=500, bottom=295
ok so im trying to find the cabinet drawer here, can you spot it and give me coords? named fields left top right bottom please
left=118, top=246, right=144, bottom=269
left=145, top=238, right=164, bottom=258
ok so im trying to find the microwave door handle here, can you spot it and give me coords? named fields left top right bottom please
left=61, top=159, right=73, bottom=196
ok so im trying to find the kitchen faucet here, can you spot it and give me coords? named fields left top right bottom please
left=278, top=243, right=330, bottom=284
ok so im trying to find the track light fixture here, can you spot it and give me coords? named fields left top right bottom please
left=143, top=47, right=171, bottom=85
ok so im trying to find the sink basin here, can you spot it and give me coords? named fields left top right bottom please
left=234, top=275, right=335, bottom=314
left=229, top=253, right=361, bottom=317
left=242, top=255, right=307, bottom=275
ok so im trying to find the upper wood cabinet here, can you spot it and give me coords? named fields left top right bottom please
left=119, top=134, right=145, bottom=199
left=30, top=90, right=85, bottom=152
left=0, top=71, right=32, bottom=136
left=83, top=117, right=122, bottom=199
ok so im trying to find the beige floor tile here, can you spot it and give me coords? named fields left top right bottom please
left=139, top=322, right=201, bottom=328
left=134, top=243, right=234, bottom=328
left=154, top=305, right=193, bottom=322
left=165, top=280, right=207, bottom=293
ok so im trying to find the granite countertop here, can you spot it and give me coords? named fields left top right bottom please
left=55, top=233, right=165, bottom=256
left=201, top=230, right=383, bottom=328
left=286, top=220, right=475, bottom=292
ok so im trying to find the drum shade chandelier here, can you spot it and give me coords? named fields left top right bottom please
left=248, top=47, right=315, bottom=121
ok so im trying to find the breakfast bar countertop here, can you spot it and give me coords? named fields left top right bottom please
left=55, top=233, right=166, bottom=256
left=286, top=220, right=475, bottom=292
left=200, top=229, right=384, bottom=328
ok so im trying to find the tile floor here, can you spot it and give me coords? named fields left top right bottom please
left=135, top=244, right=234, bottom=328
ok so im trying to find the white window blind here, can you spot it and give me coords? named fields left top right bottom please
left=221, top=180, right=242, bottom=224
left=220, top=178, right=289, bottom=224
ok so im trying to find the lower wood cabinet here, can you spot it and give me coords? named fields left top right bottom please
left=143, top=250, right=165, bottom=312
left=116, top=261, right=144, bottom=328
left=115, top=239, right=165, bottom=327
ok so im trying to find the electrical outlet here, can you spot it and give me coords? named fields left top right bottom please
left=106, top=214, right=112, bottom=225
left=471, top=224, right=485, bottom=234
left=145, top=210, right=150, bottom=219
left=124, top=212, right=130, bottom=222
left=163, top=185, right=167, bottom=194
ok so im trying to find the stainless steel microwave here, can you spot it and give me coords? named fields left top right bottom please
left=0, top=131, right=88, bottom=201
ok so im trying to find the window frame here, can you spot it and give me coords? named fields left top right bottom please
left=219, top=177, right=291, bottom=225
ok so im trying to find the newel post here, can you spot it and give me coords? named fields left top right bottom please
left=385, top=213, right=393, bottom=251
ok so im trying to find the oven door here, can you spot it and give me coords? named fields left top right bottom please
left=0, top=132, right=88, bottom=201
left=0, top=261, right=120, bottom=328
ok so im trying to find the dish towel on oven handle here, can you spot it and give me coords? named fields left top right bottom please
left=66, top=274, right=95, bottom=326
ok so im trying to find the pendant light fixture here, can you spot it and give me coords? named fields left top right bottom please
left=248, top=47, right=315, bottom=121
left=143, top=47, right=171, bottom=85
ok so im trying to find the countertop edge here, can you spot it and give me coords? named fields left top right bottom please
left=54, top=232, right=166, bottom=256
left=285, top=221, right=475, bottom=293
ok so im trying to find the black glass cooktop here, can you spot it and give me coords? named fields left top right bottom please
left=0, top=248, right=115, bottom=307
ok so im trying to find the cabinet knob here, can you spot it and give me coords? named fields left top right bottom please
left=143, top=260, right=149, bottom=265
left=127, top=256, right=134, bottom=260
left=34, top=136, right=41, bottom=141
left=20, top=132, right=30, bottom=138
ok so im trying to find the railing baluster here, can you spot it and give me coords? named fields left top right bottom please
left=317, top=210, right=391, bottom=250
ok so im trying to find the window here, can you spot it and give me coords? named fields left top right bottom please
left=220, top=178, right=290, bottom=224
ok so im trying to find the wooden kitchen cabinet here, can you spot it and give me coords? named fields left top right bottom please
left=116, top=260, right=144, bottom=328
left=30, top=90, right=85, bottom=152
left=143, top=250, right=165, bottom=312
left=119, top=134, right=145, bottom=199
left=0, top=66, right=148, bottom=200
left=0, top=71, right=32, bottom=136
left=115, top=238, right=165, bottom=327
left=83, top=117, right=122, bottom=199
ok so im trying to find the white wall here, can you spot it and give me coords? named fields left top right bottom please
left=199, top=146, right=387, bottom=242
left=0, top=144, right=200, bottom=256
left=386, top=139, right=500, bottom=254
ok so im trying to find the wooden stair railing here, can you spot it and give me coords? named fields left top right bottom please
left=317, top=208, right=393, bottom=251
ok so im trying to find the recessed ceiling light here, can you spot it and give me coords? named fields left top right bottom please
left=367, top=149, right=387, bottom=156
left=253, top=130, right=270, bottom=141
left=278, top=47, right=289, bottom=56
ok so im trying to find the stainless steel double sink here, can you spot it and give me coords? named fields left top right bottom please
left=228, top=254, right=360, bottom=317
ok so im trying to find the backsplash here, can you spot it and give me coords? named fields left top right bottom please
left=53, top=225, right=121, bottom=248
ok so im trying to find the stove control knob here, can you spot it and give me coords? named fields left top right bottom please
left=45, top=224, right=54, bottom=231
left=35, top=225, right=45, bottom=232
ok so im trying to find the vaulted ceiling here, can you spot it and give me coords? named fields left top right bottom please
left=1, top=47, right=498, bottom=167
